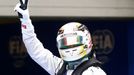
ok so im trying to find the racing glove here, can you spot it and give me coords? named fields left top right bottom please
left=14, top=3, right=30, bottom=23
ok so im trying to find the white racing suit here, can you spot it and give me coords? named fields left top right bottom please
left=21, top=19, right=106, bottom=75
left=14, top=3, right=106, bottom=75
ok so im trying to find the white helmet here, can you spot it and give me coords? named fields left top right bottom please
left=56, top=22, right=93, bottom=62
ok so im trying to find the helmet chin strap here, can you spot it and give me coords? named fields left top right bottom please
left=67, top=55, right=89, bottom=70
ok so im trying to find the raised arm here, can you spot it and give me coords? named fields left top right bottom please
left=14, top=3, right=63, bottom=75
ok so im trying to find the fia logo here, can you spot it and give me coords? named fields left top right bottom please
left=9, top=36, right=27, bottom=68
left=92, top=29, right=114, bottom=64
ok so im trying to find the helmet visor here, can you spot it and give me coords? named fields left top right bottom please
left=58, top=36, right=83, bottom=49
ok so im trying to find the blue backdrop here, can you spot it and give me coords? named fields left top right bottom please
left=128, top=22, right=134, bottom=75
